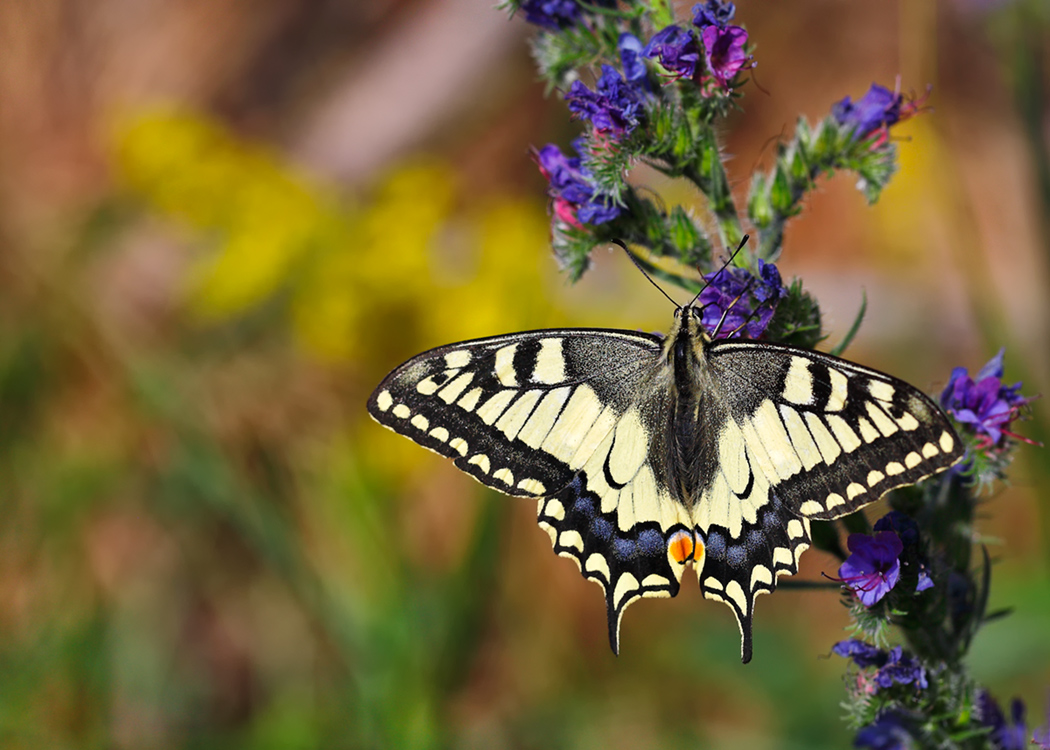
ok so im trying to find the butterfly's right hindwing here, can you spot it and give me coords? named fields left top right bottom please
left=367, top=329, right=663, bottom=499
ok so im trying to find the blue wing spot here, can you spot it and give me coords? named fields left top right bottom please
left=727, top=545, right=746, bottom=567
left=747, top=530, right=765, bottom=549
left=574, top=495, right=595, bottom=516
left=637, top=529, right=664, bottom=555
left=613, top=537, right=637, bottom=560
left=706, top=530, right=726, bottom=557
left=591, top=517, right=613, bottom=541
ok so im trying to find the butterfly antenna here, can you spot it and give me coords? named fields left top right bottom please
left=686, top=234, right=750, bottom=309
left=611, top=239, right=680, bottom=309
left=725, top=296, right=772, bottom=339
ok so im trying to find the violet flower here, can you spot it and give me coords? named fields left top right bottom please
left=619, top=33, right=649, bottom=88
left=833, top=640, right=928, bottom=690
left=833, top=83, right=903, bottom=141
left=643, top=25, right=701, bottom=79
left=854, top=712, right=914, bottom=750
left=519, top=0, right=581, bottom=30
left=837, top=530, right=903, bottom=606
left=940, top=348, right=1031, bottom=447
left=534, top=143, right=620, bottom=227
left=692, top=0, right=736, bottom=28
left=699, top=24, right=751, bottom=89
left=976, top=691, right=1028, bottom=750
left=698, top=259, right=785, bottom=339
left=565, top=65, right=643, bottom=136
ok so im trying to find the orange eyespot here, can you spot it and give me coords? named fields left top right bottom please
left=668, top=530, right=696, bottom=565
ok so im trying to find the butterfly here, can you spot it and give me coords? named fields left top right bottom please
left=366, top=283, right=963, bottom=663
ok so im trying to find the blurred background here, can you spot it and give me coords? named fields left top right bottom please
left=1, top=0, right=1048, bottom=748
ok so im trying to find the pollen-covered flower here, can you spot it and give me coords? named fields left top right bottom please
left=692, top=0, right=736, bottom=28
left=940, top=348, right=1031, bottom=447
left=643, top=25, right=701, bottom=79
left=976, top=691, right=1028, bottom=750
left=833, top=83, right=903, bottom=141
left=697, top=259, right=785, bottom=339
left=837, top=530, right=902, bottom=606
left=565, top=65, right=643, bottom=135
left=854, top=712, right=914, bottom=750
left=699, top=24, right=751, bottom=89
left=534, top=143, right=620, bottom=227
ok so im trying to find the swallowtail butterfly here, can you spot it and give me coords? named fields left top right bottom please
left=367, top=289, right=962, bottom=662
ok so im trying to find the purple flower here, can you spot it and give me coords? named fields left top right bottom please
left=619, top=33, right=648, bottom=88
left=833, top=639, right=886, bottom=668
left=833, top=640, right=928, bottom=690
left=940, top=348, right=1031, bottom=447
left=976, top=691, right=1028, bottom=750
left=873, top=511, right=919, bottom=547
left=643, top=25, right=701, bottom=79
left=837, top=530, right=902, bottom=606
left=915, top=568, right=934, bottom=593
left=833, top=83, right=903, bottom=141
left=534, top=143, right=621, bottom=227
left=565, top=65, right=643, bottom=135
left=854, top=712, right=913, bottom=750
left=692, top=0, right=736, bottom=28
left=699, top=24, right=751, bottom=89
left=519, top=0, right=581, bottom=29
left=697, top=259, right=785, bottom=339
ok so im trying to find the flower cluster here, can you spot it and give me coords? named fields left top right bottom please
left=854, top=711, right=913, bottom=750
left=535, top=142, right=621, bottom=228
left=697, top=259, right=785, bottom=339
left=643, top=1, right=752, bottom=90
left=519, top=0, right=610, bottom=30
left=976, top=690, right=1029, bottom=750
left=833, top=640, right=928, bottom=691
left=940, top=348, right=1032, bottom=449
left=565, top=64, right=644, bottom=136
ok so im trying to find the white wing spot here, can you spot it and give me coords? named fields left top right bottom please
left=477, top=390, right=516, bottom=425
left=392, top=404, right=411, bottom=419
left=543, top=497, right=563, bottom=518
left=846, top=482, right=865, bottom=500
left=520, top=478, right=547, bottom=496
left=772, top=548, right=793, bottom=568
left=538, top=519, right=557, bottom=544
left=921, top=442, right=939, bottom=458
left=376, top=390, right=393, bottom=411
left=493, top=467, right=514, bottom=485
left=782, top=357, right=814, bottom=405
left=905, top=451, right=922, bottom=469
left=827, top=368, right=849, bottom=411
left=825, top=415, right=861, bottom=452
left=585, top=553, right=611, bottom=580
left=896, top=411, right=920, bottom=431
left=799, top=500, right=823, bottom=515
left=787, top=519, right=805, bottom=539
left=826, top=493, right=846, bottom=510
left=725, top=580, right=748, bottom=613
left=865, top=402, right=899, bottom=437
left=438, top=372, right=474, bottom=404
left=856, top=417, right=880, bottom=443
left=613, top=573, right=641, bottom=607
left=885, top=461, right=904, bottom=476
left=445, top=350, right=471, bottom=368
left=559, top=530, right=584, bottom=552
left=449, top=437, right=468, bottom=456
left=939, top=430, right=955, bottom=453
left=429, top=427, right=449, bottom=442
left=867, top=469, right=885, bottom=486
left=804, top=412, right=841, bottom=464
left=468, top=454, right=491, bottom=474
left=416, top=377, right=440, bottom=395
left=868, top=380, right=895, bottom=402
left=751, top=565, right=773, bottom=589
left=533, top=338, right=567, bottom=384
left=457, top=387, right=483, bottom=411
left=703, top=577, right=724, bottom=591
left=410, top=414, right=429, bottom=431
left=494, top=344, right=518, bottom=387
